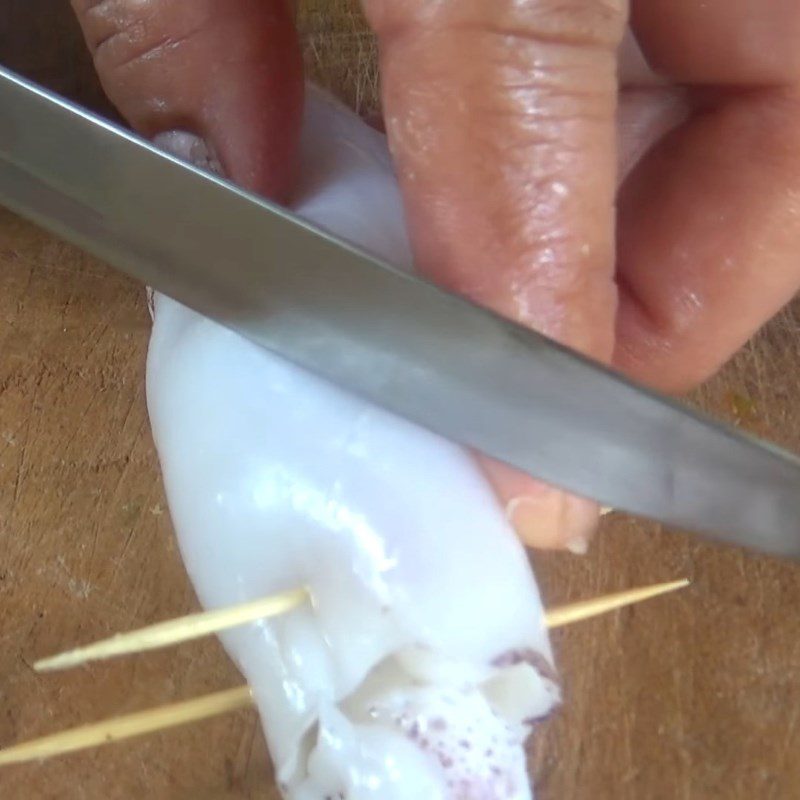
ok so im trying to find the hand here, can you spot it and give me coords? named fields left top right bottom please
left=72, top=1, right=800, bottom=551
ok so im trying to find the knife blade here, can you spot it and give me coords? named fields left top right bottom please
left=1, top=65, right=799, bottom=559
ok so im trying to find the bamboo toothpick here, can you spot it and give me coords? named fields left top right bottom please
left=35, top=587, right=308, bottom=673
left=35, top=580, right=689, bottom=674
left=0, top=686, right=253, bottom=767
left=4, top=579, right=689, bottom=767
left=544, top=578, right=690, bottom=629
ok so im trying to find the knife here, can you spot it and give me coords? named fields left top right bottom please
left=1, top=65, right=799, bottom=559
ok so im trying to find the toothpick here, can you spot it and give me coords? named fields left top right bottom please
left=544, top=578, right=690, bottom=630
left=0, top=686, right=253, bottom=767
left=4, top=579, right=690, bottom=767
left=35, top=587, right=308, bottom=673
left=36, top=579, right=689, bottom=674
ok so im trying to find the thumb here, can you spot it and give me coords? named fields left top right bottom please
left=363, top=1, right=625, bottom=549
left=70, top=0, right=304, bottom=199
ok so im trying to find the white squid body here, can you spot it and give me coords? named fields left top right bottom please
left=146, top=87, right=559, bottom=800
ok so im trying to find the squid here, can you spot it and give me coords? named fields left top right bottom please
left=146, top=86, right=559, bottom=799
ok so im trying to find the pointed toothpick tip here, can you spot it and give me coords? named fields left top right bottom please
left=35, top=586, right=308, bottom=673
left=544, top=578, right=690, bottom=630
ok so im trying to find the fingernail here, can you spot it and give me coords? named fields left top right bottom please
left=152, top=130, right=224, bottom=176
left=565, top=536, right=589, bottom=555
left=507, top=493, right=598, bottom=552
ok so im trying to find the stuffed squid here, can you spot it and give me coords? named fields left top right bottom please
left=146, top=86, right=559, bottom=800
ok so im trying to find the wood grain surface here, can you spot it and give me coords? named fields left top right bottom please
left=2, top=3, right=800, bottom=799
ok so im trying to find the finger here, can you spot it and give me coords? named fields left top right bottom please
left=71, top=0, right=304, bottom=199
left=362, top=1, right=626, bottom=550
left=631, top=0, right=800, bottom=86
left=615, top=1, right=800, bottom=392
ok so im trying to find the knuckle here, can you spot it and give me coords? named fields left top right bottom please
left=76, top=0, right=151, bottom=56
left=490, top=0, right=628, bottom=50
left=75, top=0, right=213, bottom=74
left=366, top=0, right=627, bottom=50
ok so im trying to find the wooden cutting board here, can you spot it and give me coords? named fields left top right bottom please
left=2, top=3, right=800, bottom=799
